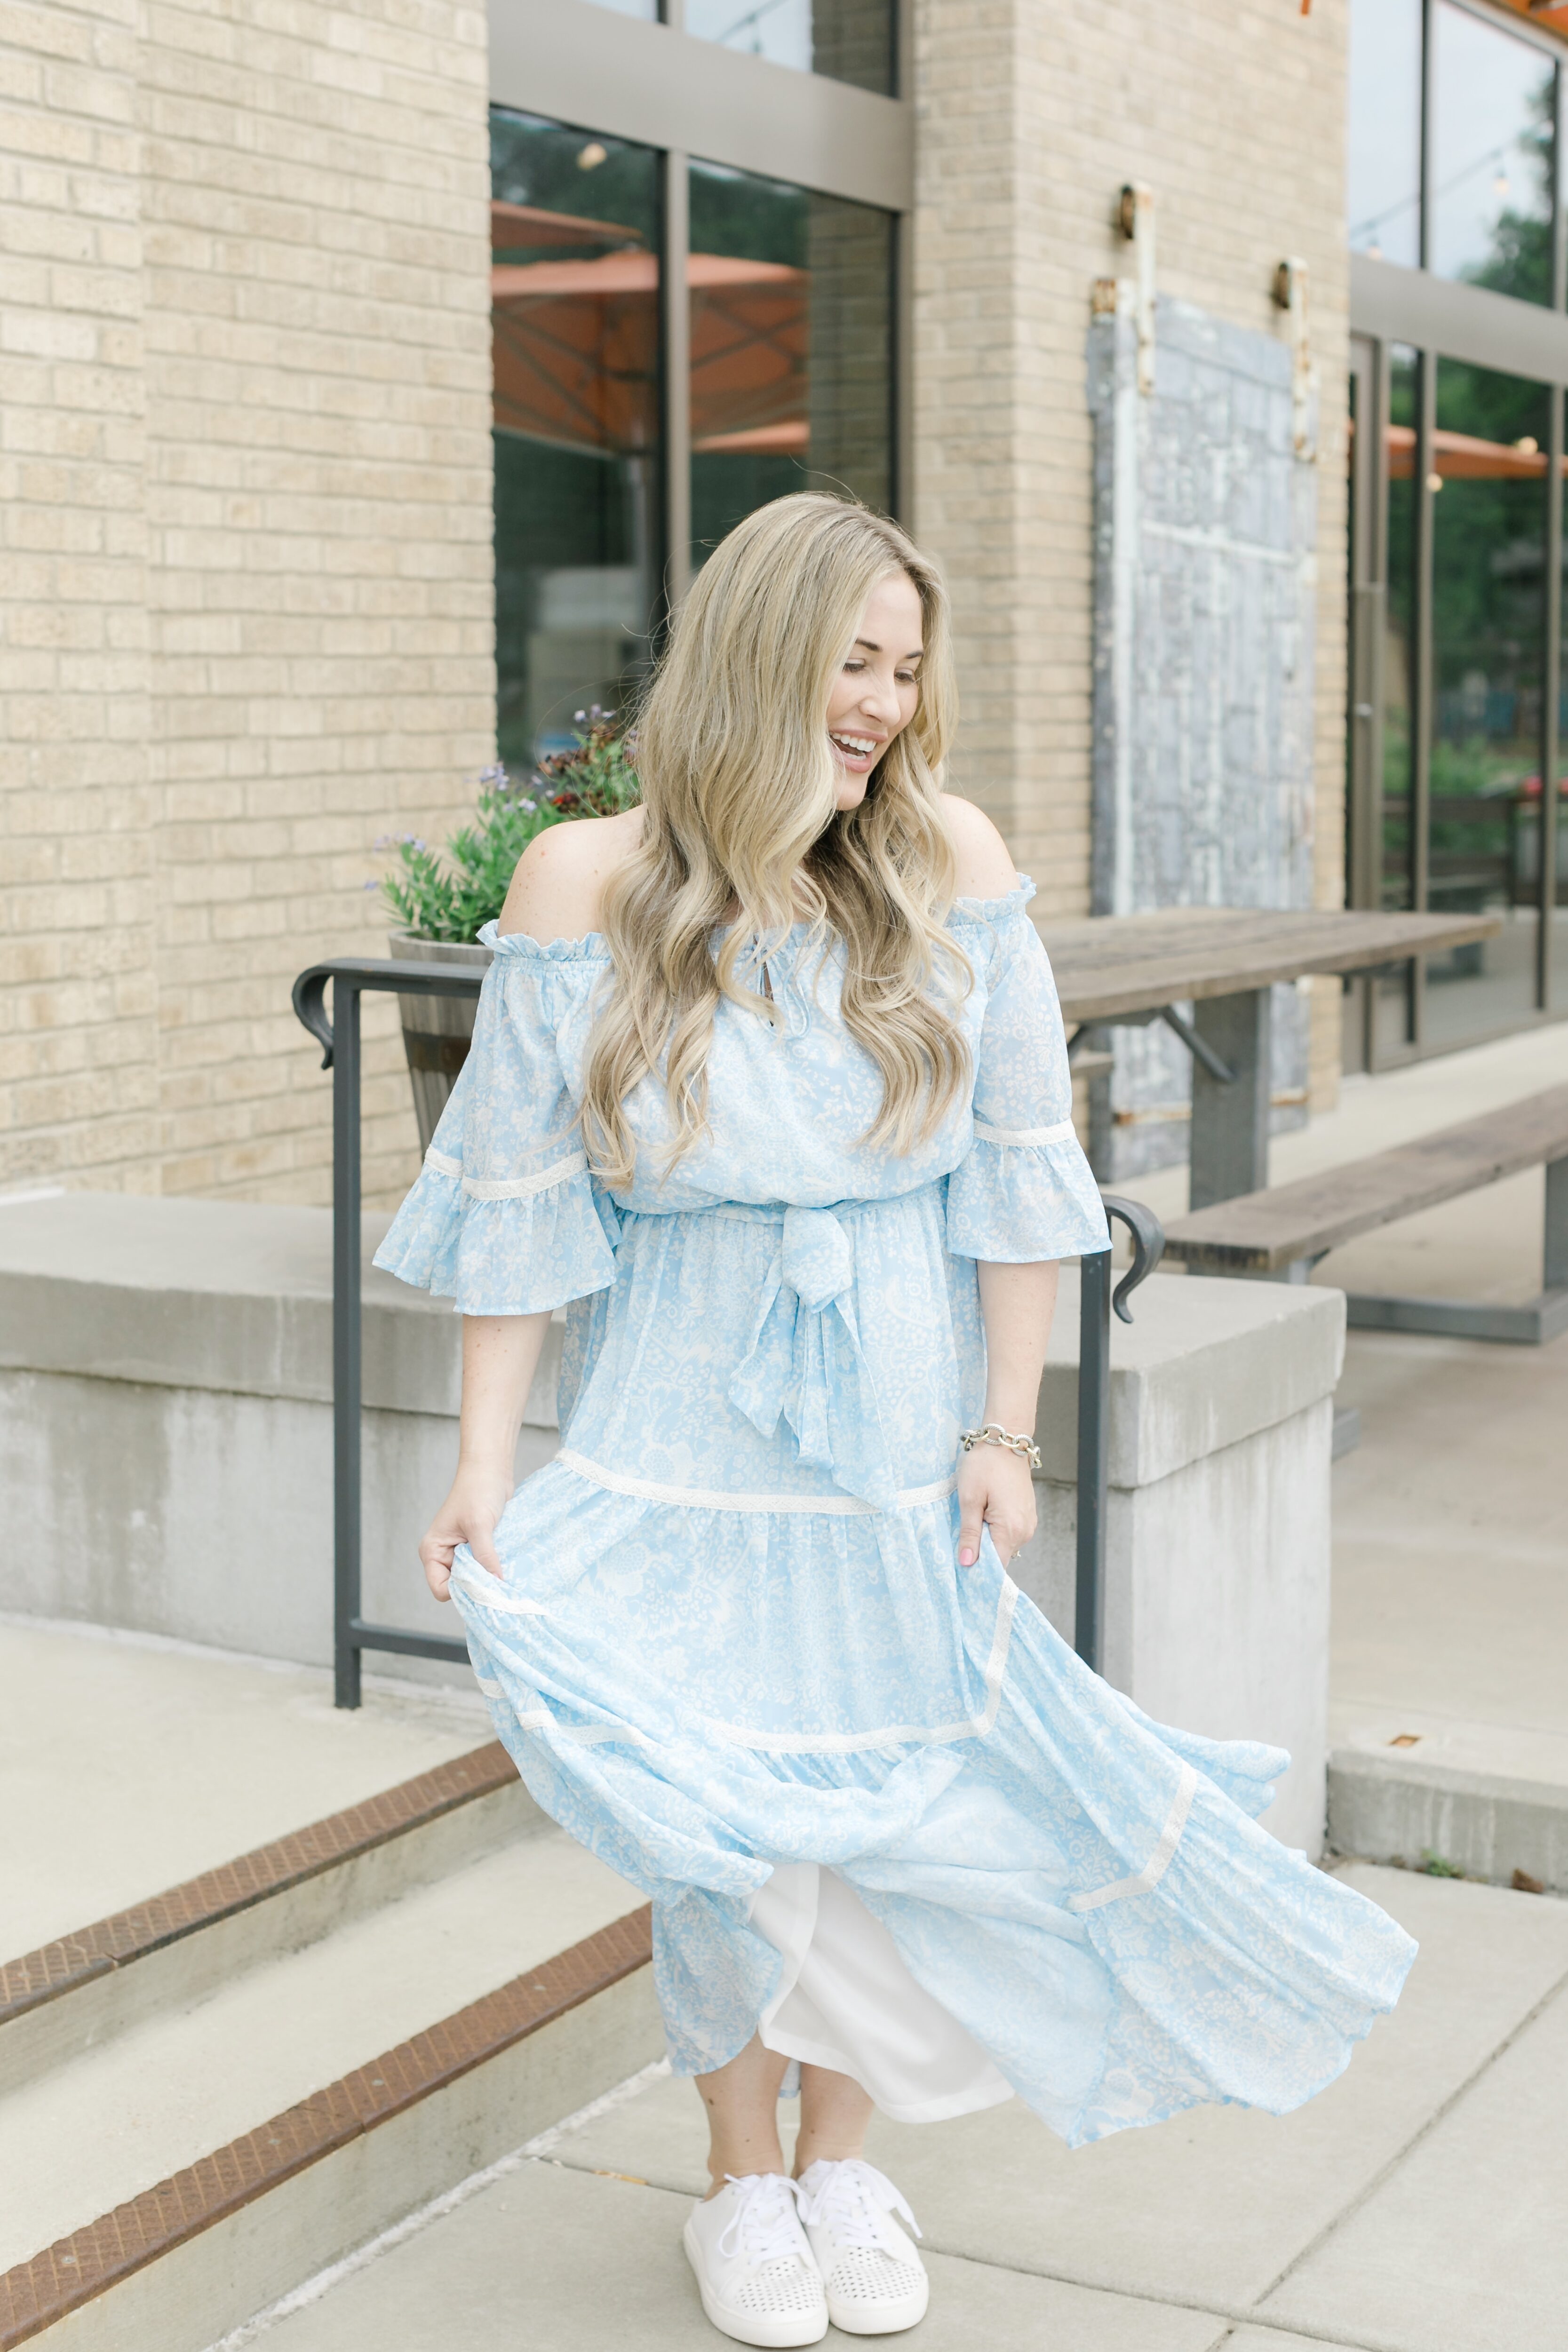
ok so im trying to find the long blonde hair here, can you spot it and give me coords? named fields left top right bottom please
left=582, top=494, right=971, bottom=1188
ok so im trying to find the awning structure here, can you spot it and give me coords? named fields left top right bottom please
left=1352, top=419, right=1568, bottom=478
left=491, top=200, right=807, bottom=459
left=1496, top=0, right=1568, bottom=41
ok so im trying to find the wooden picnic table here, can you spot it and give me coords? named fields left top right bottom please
left=1033, top=906, right=1502, bottom=1209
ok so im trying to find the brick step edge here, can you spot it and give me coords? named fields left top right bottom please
left=0, top=1902, right=654, bottom=2347
left=0, top=1741, right=518, bottom=2028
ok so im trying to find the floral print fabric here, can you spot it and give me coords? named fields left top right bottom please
left=374, top=879, right=1415, bottom=2145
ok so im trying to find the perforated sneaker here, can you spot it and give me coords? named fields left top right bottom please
left=795, top=2157, right=929, bottom=2336
left=682, top=2172, right=829, bottom=2347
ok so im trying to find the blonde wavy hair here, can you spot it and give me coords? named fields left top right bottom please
left=581, top=493, right=971, bottom=1189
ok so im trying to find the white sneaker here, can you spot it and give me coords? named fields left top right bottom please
left=796, top=2158, right=930, bottom=2336
left=683, top=2172, right=829, bottom=2347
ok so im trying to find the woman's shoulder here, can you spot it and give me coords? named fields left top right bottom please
left=497, top=805, right=644, bottom=948
left=937, top=793, right=1020, bottom=900
left=940, top=790, right=1025, bottom=898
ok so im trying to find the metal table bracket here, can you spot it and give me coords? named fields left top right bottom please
left=1073, top=1195, right=1165, bottom=1677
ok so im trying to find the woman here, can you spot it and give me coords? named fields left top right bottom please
left=376, top=495, right=1415, bottom=2348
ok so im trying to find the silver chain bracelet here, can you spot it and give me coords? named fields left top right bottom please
left=959, top=1422, right=1043, bottom=1472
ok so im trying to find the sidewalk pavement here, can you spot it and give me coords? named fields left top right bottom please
left=229, top=1862, right=1568, bottom=2352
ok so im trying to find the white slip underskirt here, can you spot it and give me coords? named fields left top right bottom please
left=748, top=1860, right=1015, bottom=2124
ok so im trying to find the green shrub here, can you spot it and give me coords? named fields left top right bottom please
left=373, top=712, right=639, bottom=944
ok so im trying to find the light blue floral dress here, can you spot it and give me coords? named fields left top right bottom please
left=376, top=879, right=1415, bottom=2147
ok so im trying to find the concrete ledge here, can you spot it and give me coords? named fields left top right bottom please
left=0, top=1196, right=561, bottom=1424
left=1329, top=1749, right=1568, bottom=1894
left=1035, top=1266, right=1345, bottom=1487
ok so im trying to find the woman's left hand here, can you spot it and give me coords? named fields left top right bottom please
left=955, top=1442, right=1037, bottom=1570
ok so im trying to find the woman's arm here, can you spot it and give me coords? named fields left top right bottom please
left=418, top=1311, right=551, bottom=1600
left=955, top=1260, right=1059, bottom=1571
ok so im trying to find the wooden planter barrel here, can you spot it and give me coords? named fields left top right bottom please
left=388, top=930, right=494, bottom=1154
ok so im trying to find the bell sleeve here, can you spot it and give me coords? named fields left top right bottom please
left=372, top=937, right=619, bottom=1317
left=946, top=890, right=1111, bottom=1264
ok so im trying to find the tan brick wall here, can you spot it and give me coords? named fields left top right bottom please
left=0, top=0, right=493, bottom=1207
left=913, top=0, right=1351, bottom=1106
left=0, top=0, right=158, bottom=1191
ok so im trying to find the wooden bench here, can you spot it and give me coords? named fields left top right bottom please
left=1161, top=1084, right=1568, bottom=1345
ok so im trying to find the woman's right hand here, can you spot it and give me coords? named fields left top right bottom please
left=419, top=1461, right=514, bottom=1601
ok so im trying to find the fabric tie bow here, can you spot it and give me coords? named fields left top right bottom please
left=728, top=1205, right=897, bottom=1508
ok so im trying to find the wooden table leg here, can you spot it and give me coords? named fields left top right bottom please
left=1189, top=986, right=1272, bottom=1209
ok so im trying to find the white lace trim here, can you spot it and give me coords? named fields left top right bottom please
left=709, top=1577, right=1018, bottom=1754
left=511, top=1700, right=652, bottom=1748
left=1068, top=1761, right=1199, bottom=1913
left=461, top=1151, right=588, bottom=1202
left=555, top=1448, right=957, bottom=1518
left=971, top=1119, right=1079, bottom=1149
left=424, top=1146, right=462, bottom=1179
left=451, top=1558, right=550, bottom=1616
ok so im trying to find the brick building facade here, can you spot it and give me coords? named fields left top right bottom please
left=2, top=0, right=1349, bottom=1207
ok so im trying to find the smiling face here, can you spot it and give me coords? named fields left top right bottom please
left=825, top=570, right=924, bottom=811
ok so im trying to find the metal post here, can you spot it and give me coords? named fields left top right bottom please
left=1189, top=986, right=1272, bottom=1208
left=661, top=147, right=691, bottom=611
left=1074, top=1249, right=1111, bottom=1673
left=295, top=955, right=487, bottom=1703
left=332, top=975, right=363, bottom=1709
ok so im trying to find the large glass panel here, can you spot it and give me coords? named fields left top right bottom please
left=1432, top=0, right=1556, bottom=305
left=578, top=0, right=657, bottom=16
left=1348, top=0, right=1423, bottom=268
left=1554, top=496, right=1568, bottom=1010
left=490, top=110, right=660, bottom=766
left=689, top=161, right=893, bottom=568
left=684, top=0, right=895, bottom=96
left=1376, top=345, right=1420, bottom=1054
left=1425, top=355, right=1548, bottom=1045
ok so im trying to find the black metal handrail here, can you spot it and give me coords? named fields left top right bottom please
left=293, top=957, right=1163, bottom=1703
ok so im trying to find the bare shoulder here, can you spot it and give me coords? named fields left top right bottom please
left=499, top=805, right=645, bottom=944
left=938, top=794, right=1020, bottom=899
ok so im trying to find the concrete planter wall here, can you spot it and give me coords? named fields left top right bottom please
left=388, top=930, right=494, bottom=1154
left=0, top=1196, right=1343, bottom=1852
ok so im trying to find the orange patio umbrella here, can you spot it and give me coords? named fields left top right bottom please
left=491, top=204, right=808, bottom=459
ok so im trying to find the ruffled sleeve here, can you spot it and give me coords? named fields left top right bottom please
left=372, top=925, right=619, bottom=1316
left=946, top=881, right=1111, bottom=1263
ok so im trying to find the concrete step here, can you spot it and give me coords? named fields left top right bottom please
left=0, top=1809, right=644, bottom=2276
left=0, top=1741, right=655, bottom=2351
left=0, top=1742, right=538, bottom=2095
left=0, top=1618, right=496, bottom=1964
left=1329, top=1737, right=1568, bottom=1894
left=0, top=1908, right=658, bottom=2352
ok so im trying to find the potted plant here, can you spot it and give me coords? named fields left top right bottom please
left=372, top=711, right=638, bottom=1152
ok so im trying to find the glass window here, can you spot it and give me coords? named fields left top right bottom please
left=1431, top=0, right=1556, bottom=306
left=689, top=160, right=893, bottom=569
left=684, top=0, right=895, bottom=96
left=1348, top=0, right=1422, bottom=268
left=490, top=109, right=660, bottom=766
left=1374, top=346, right=1420, bottom=1053
left=1425, top=356, right=1549, bottom=1044
left=1555, top=526, right=1568, bottom=1008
